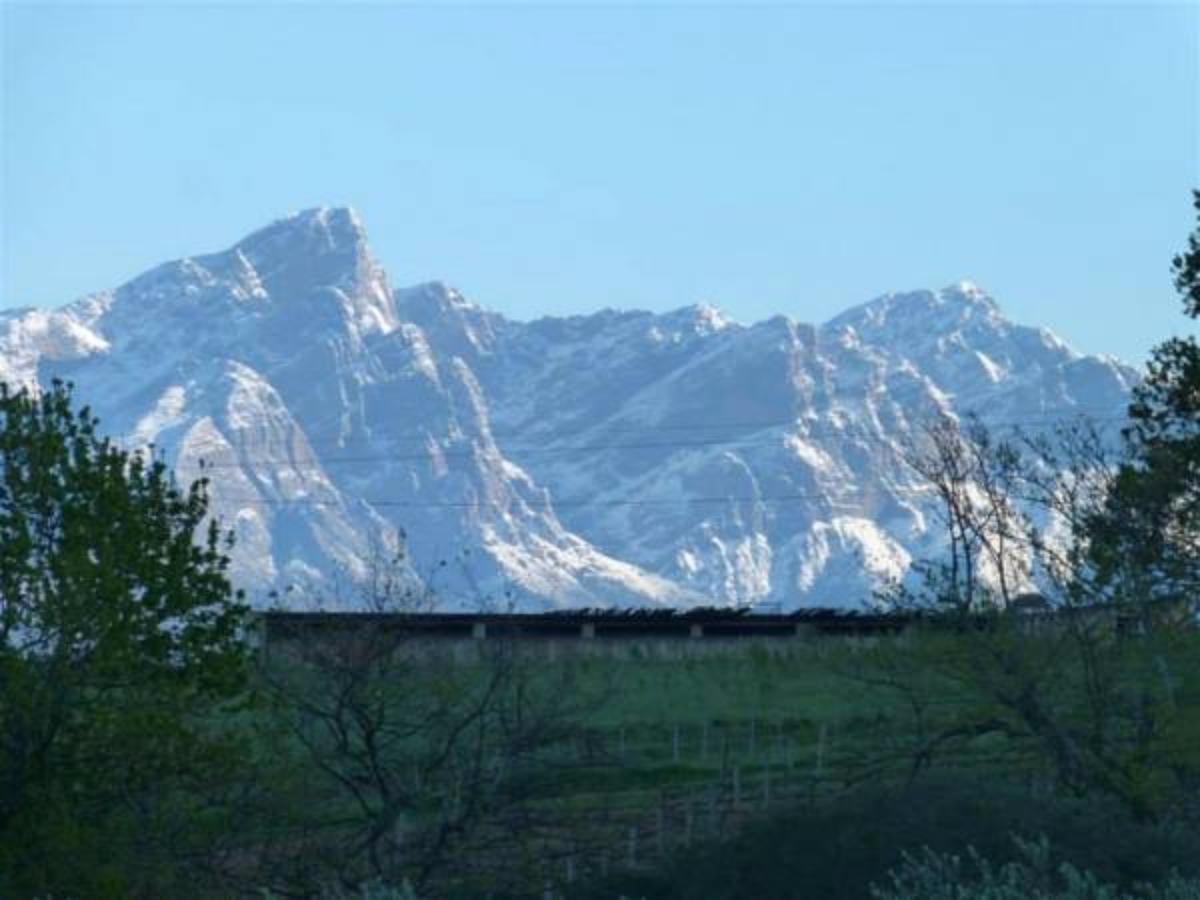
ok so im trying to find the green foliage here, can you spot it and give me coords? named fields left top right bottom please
left=868, top=236, right=1200, bottom=818
left=1090, top=190, right=1200, bottom=606
left=570, top=775, right=1200, bottom=900
left=0, top=380, right=252, bottom=897
left=858, top=616, right=1200, bottom=822
left=260, top=879, right=420, bottom=899
left=872, top=835, right=1200, bottom=900
left=1172, top=189, right=1200, bottom=319
left=254, top=617, right=593, bottom=895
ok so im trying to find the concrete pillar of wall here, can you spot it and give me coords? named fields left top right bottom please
left=581, top=622, right=596, bottom=639
left=794, top=623, right=817, bottom=639
left=689, top=623, right=703, bottom=639
left=472, top=621, right=487, bottom=640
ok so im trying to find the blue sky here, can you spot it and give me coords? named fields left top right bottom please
left=2, top=2, right=1196, bottom=365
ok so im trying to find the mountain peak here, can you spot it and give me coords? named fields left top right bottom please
left=937, top=279, right=999, bottom=311
left=825, top=281, right=1002, bottom=335
left=659, top=302, right=734, bottom=334
left=235, top=206, right=368, bottom=261
left=218, top=206, right=396, bottom=325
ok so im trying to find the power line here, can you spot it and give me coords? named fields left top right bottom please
left=213, top=483, right=942, bottom=511
left=174, top=410, right=1130, bottom=473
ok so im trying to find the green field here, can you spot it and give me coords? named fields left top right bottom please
left=47, top=623, right=1188, bottom=898
left=506, top=629, right=1197, bottom=896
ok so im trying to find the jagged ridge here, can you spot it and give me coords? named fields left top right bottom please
left=0, top=208, right=1139, bottom=609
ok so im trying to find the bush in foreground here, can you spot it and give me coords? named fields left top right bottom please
left=569, top=774, right=1200, bottom=900
left=873, top=835, right=1200, bottom=900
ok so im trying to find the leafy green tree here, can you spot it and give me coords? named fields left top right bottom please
left=1090, top=191, right=1200, bottom=610
left=0, top=380, right=251, bottom=897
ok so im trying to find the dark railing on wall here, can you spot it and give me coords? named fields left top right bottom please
left=259, top=606, right=916, bottom=645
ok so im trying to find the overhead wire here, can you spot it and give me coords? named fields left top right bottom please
left=146, top=406, right=1131, bottom=513
left=174, top=409, right=1132, bottom=473
left=211, top=487, right=937, bottom=511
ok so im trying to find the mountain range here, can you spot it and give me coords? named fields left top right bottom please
left=0, top=208, right=1139, bottom=609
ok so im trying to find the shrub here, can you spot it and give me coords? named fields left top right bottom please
left=872, top=835, right=1200, bottom=900
left=569, top=774, right=1200, bottom=900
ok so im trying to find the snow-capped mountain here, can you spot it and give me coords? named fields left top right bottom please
left=0, top=208, right=1139, bottom=609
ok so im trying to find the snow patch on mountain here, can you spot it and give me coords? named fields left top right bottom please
left=0, top=302, right=111, bottom=389
left=1, top=209, right=1139, bottom=609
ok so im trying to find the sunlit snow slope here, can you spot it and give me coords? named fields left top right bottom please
left=0, top=208, right=1138, bottom=609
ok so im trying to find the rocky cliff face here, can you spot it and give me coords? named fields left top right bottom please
left=0, top=208, right=1139, bottom=609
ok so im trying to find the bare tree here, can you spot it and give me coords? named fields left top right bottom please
left=246, top=551, right=593, bottom=897
left=847, top=414, right=1197, bottom=823
left=899, top=415, right=1031, bottom=612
